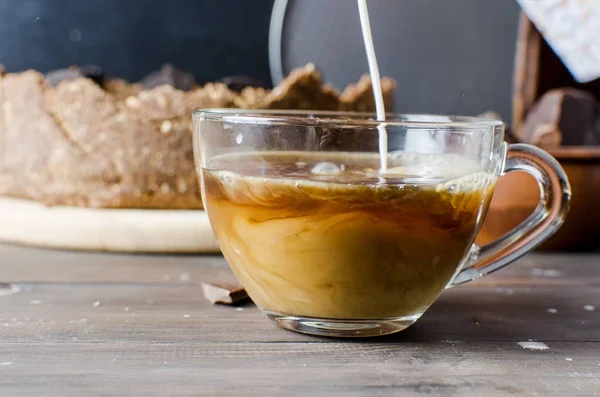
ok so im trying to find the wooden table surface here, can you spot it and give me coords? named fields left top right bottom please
left=1, top=243, right=599, bottom=396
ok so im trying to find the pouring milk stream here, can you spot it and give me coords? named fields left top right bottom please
left=357, top=0, right=388, bottom=173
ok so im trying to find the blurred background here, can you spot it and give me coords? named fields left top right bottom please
left=1, top=0, right=595, bottom=252
left=0, top=0, right=520, bottom=122
left=0, top=0, right=274, bottom=84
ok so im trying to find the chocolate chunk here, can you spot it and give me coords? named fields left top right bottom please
left=201, top=282, right=250, bottom=305
left=519, top=88, right=600, bottom=148
left=141, top=64, right=196, bottom=91
left=45, top=65, right=104, bottom=87
left=216, top=76, right=266, bottom=93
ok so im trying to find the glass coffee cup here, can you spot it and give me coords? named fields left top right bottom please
left=194, top=110, right=570, bottom=338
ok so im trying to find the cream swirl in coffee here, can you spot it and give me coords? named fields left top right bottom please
left=201, top=152, right=495, bottom=319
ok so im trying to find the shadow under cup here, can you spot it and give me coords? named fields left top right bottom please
left=194, top=110, right=567, bottom=338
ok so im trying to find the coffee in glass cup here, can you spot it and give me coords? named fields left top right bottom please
left=194, top=110, right=570, bottom=337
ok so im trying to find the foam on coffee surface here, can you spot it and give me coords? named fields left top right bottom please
left=208, top=151, right=492, bottom=202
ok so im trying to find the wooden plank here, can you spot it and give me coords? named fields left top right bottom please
left=1, top=244, right=599, bottom=395
left=512, top=12, right=541, bottom=135
left=0, top=341, right=598, bottom=396
left=1, top=242, right=599, bottom=287
left=1, top=283, right=598, bottom=344
left=0, top=243, right=235, bottom=285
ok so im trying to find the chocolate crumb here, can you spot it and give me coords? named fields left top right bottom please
left=201, top=282, right=250, bottom=305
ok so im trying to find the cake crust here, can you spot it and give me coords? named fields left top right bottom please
left=0, top=64, right=396, bottom=209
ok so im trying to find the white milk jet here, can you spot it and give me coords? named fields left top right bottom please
left=357, top=0, right=388, bottom=173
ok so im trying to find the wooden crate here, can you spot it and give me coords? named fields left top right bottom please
left=512, top=12, right=600, bottom=137
left=478, top=12, right=600, bottom=251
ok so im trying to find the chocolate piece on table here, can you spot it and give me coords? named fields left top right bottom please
left=216, top=76, right=266, bottom=93
left=45, top=65, right=104, bottom=87
left=519, top=88, right=600, bottom=148
left=141, top=64, right=196, bottom=91
left=201, top=282, right=250, bottom=305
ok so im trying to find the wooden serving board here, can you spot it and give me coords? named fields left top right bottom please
left=0, top=197, right=220, bottom=253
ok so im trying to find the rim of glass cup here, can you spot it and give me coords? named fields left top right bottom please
left=194, top=109, right=504, bottom=131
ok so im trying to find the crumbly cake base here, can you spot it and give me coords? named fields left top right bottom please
left=0, top=64, right=395, bottom=209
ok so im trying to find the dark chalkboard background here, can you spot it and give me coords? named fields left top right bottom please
left=273, top=0, right=521, bottom=123
left=0, top=0, right=521, bottom=122
left=0, top=0, right=274, bottom=85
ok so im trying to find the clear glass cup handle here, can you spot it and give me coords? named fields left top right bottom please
left=450, top=143, right=571, bottom=286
